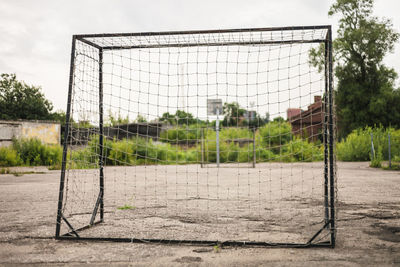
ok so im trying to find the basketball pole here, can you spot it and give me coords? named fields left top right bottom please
left=216, top=108, right=220, bottom=167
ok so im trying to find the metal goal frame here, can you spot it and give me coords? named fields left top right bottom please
left=55, top=25, right=336, bottom=248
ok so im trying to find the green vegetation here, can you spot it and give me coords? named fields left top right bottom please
left=0, top=121, right=325, bottom=169
left=309, top=0, right=400, bottom=138
left=370, top=146, right=383, bottom=168
left=159, top=110, right=201, bottom=125
left=1, top=124, right=398, bottom=169
left=107, top=110, right=130, bottom=126
left=337, top=127, right=400, bottom=162
left=0, top=146, right=20, bottom=166
left=384, top=155, right=400, bottom=170
left=213, top=244, right=221, bottom=253
left=0, top=168, right=11, bottom=174
left=159, top=125, right=202, bottom=144
left=68, top=121, right=322, bottom=167
left=13, top=138, right=62, bottom=167
left=0, top=138, right=62, bottom=167
left=0, top=73, right=64, bottom=122
left=117, top=205, right=135, bottom=210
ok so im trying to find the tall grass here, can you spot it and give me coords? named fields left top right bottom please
left=337, top=127, right=400, bottom=161
left=0, top=138, right=62, bottom=167
left=0, top=146, right=21, bottom=166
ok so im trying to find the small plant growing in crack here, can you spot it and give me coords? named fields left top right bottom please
left=213, top=244, right=221, bottom=253
left=117, top=204, right=135, bottom=210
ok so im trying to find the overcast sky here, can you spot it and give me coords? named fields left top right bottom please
left=0, top=0, right=399, bottom=112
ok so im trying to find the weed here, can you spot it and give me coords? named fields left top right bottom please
left=213, top=244, right=221, bottom=253
left=0, top=168, right=10, bottom=174
left=117, top=205, right=135, bottom=210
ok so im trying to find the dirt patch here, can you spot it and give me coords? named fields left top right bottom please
left=366, top=223, right=400, bottom=243
left=1, top=162, right=400, bottom=266
left=174, top=256, right=203, bottom=263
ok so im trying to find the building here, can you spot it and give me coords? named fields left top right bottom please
left=0, top=120, right=61, bottom=147
left=287, top=96, right=324, bottom=141
left=62, top=122, right=163, bottom=145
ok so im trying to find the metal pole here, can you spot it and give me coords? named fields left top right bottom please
left=328, top=27, right=336, bottom=248
left=323, top=39, right=329, bottom=224
left=216, top=109, right=220, bottom=167
left=56, top=36, right=76, bottom=238
left=388, top=132, right=391, bottom=168
left=201, top=128, right=204, bottom=168
left=99, top=48, right=104, bottom=221
left=371, top=133, right=374, bottom=160
left=252, top=127, right=256, bottom=168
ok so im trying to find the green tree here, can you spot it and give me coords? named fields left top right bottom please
left=0, top=74, right=55, bottom=120
left=159, top=112, right=175, bottom=124
left=309, top=0, right=400, bottom=137
left=175, top=110, right=196, bottom=125
left=222, top=102, right=246, bottom=126
left=135, top=114, right=147, bottom=123
left=50, top=110, right=66, bottom=124
left=107, top=110, right=130, bottom=126
left=273, top=116, right=285, bottom=123
left=159, top=110, right=197, bottom=125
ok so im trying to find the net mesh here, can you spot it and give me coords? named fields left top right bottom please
left=58, top=27, right=335, bottom=245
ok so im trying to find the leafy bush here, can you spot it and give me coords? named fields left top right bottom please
left=370, top=146, right=383, bottom=168
left=257, top=148, right=276, bottom=162
left=0, top=146, right=21, bottom=166
left=160, top=125, right=201, bottom=143
left=259, top=121, right=292, bottom=152
left=282, top=138, right=323, bottom=162
left=69, top=147, right=98, bottom=169
left=337, top=128, right=372, bottom=161
left=220, top=127, right=253, bottom=141
left=337, top=127, right=400, bottom=161
left=12, top=138, right=62, bottom=166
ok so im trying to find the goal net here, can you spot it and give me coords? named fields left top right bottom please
left=56, top=26, right=336, bottom=247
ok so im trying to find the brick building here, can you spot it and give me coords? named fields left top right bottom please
left=287, top=96, right=324, bottom=141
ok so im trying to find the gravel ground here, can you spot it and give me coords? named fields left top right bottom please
left=0, top=161, right=399, bottom=266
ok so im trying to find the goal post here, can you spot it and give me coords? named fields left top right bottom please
left=55, top=25, right=336, bottom=248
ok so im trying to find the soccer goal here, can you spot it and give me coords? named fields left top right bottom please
left=56, top=26, right=336, bottom=248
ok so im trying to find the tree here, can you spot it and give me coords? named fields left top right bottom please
left=273, top=116, right=285, bottom=123
left=159, top=110, right=197, bottom=125
left=309, top=0, right=400, bottom=137
left=262, top=112, right=270, bottom=124
left=107, top=110, right=130, bottom=126
left=174, top=110, right=196, bottom=125
left=135, top=114, right=147, bottom=123
left=222, top=102, right=246, bottom=126
left=0, top=74, right=55, bottom=120
left=50, top=110, right=67, bottom=124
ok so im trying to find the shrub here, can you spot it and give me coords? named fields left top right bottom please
left=282, top=138, right=323, bottom=162
left=259, top=121, right=292, bottom=152
left=69, top=147, right=98, bottom=169
left=370, top=146, right=383, bottom=168
left=108, top=138, right=134, bottom=165
left=12, top=138, right=62, bottom=166
left=0, top=146, right=21, bottom=166
left=220, top=127, right=253, bottom=141
left=337, top=127, right=400, bottom=161
left=160, top=125, right=201, bottom=143
left=337, top=128, right=371, bottom=161
left=257, top=148, right=276, bottom=162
